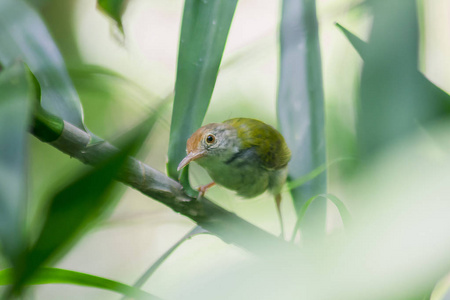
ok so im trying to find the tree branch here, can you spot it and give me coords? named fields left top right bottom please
left=32, top=119, right=296, bottom=256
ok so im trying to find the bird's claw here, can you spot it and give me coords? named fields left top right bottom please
left=196, top=182, right=216, bottom=200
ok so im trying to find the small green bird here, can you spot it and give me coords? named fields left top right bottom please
left=177, top=118, right=291, bottom=237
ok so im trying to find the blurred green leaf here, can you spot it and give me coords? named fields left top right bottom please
left=335, top=23, right=368, bottom=58
left=12, top=151, right=128, bottom=295
left=68, top=64, right=125, bottom=79
left=0, top=268, right=160, bottom=300
left=324, top=194, right=351, bottom=228
left=67, top=64, right=163, bottom=112
left=97, top=0, right=127, bottom=33
left=11, top=116, right=157, bottom=296
left=277, top=0, right=327, bottom=240
left=0, top=0, right=86, bottom=130
left=0, top=62, right=33, bottom=266
left=340, top=1, right=450, bottom=158
left=167, top=0, right=238, bottom=179
left=336, top=22, right=450, bottom=122
left=287, top=157, right=354, bottom=191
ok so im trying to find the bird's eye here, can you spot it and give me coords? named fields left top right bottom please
left=205, top=134, right=216, bottom=144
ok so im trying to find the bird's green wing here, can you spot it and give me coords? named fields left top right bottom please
left=224, top=118, right=291, bottom=170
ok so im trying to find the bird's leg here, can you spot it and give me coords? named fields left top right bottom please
left=197, top=182, right=216, bottom=198
left=275, top=194, right=285, bottom=239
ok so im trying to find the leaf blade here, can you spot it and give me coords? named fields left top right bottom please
left=335, top=22, right=368, bottom=59
left=277, top=0, right=327, bottom=240
left=167, top=0, right=238, bottom=179
left=337, top=16, right=450, bottom=158
left=0, top=62, right=34, bottom=266
left=0, top=0, right=85, bottom=130
left=290, top=193, right=351, bottom=242
left=0, top=268, right=160, bottom=300
left=336, top=22, right=450, bottom=117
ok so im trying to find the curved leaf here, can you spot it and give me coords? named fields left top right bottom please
left=287, top=157, right=354, bottom=191
left=0, top=268, right=160, bottom=300
left=0, top=0, right=85, bottom=130
left=290, top=193, right=351, bottom=242
left=167, top=0, right=238, bottom=179
left=0, top=62, right=34, bottom=266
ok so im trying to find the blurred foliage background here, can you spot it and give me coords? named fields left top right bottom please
left=1, top=0, right=450, bottom=299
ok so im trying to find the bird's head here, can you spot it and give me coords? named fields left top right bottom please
left=177, top=122, right=239, bottom=171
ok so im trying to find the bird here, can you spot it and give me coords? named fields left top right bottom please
left=177, top=117, right=291, bottom=237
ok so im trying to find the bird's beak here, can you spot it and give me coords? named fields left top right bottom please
left=177, top=150, right=206, bottom=171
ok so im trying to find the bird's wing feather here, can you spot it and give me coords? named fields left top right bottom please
left=224, top=118, right=291, bottom=170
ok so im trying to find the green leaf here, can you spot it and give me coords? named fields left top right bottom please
left=324, top=194, right=351, bottom=228
left=0, top=268, right=160, bottom=300
left=336, top=22, right=450, bottom=118
left=0, top=62, right=34, bottom=266
left=167, top=0, right=238, bottom=179
left=97, top=0, right=127, bottom=33
left=287, top=157, right=354, bottom=191
left=277, top=0, right=327, bottom=240
left=11, top=117, right=157, bottom=296
left=0, top=0, right=86, bottom=130
left=12, top=152, right=128, bottom=295
left=290, top=193, right=351, bottom=242
left=358, top=0, right=419, bottom=157
left=67, top=64, right=163, bottom=115
left=337, top=2, right=450, bottom=158
left=335, top=23, right=368, bottom=58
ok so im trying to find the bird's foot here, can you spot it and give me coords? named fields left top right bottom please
left=197, top=182, right=216, bottom=199
left=275, top=194, right=285, bottom=240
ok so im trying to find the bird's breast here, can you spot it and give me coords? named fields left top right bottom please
left=197, top=149, right=270, bottom=198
